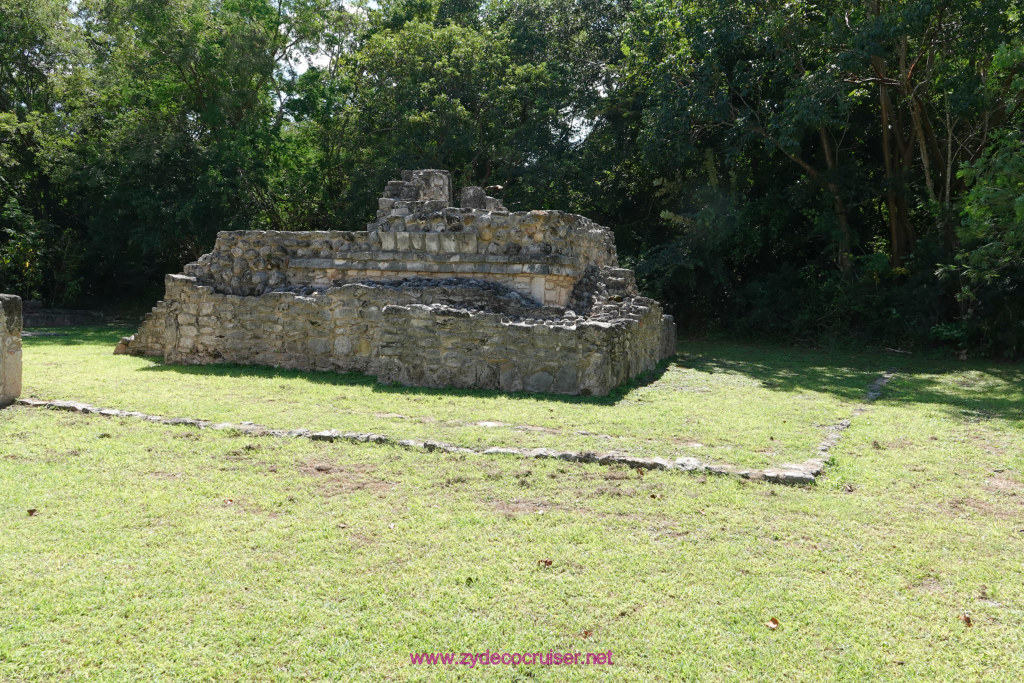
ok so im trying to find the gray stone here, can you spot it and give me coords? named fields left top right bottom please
left=120, top=170, right=677, bottom=396
left=460, top=186, right=487, bottom=209
left=524, top=371, right=554, bottom=393
left=0, top=294, right=23, bottom=407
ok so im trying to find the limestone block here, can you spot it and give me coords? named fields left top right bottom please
left=403, top=169, right=453, bottom=204
left=460, top=186, right=487, bottom=209
left=524, top=371, right=554, bottom=393
left=439, top=233, right=457, bottom=253
left=424, top=233, right=440, bottom=253
left=0, top=294, right=22, bottom=407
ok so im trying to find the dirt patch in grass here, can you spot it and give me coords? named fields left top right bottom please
left=26, top=448, right=84, bottom=463
left=964, top=430, right=1012, bottom=457
left=947, top=496, right=1021, bottom=521
left=592, top=485, right=644, bottom=498
left=489, top=498, right=560, bottom=517
left=437, top=474, right=471, bottom=488
left=171, top=431, right=201, bottom=441
left=344, top=530, right=379, bottom=546
left=909, top=576, right=945, bottom=593
left=478, top=465, right=504, bottom=481
left=225, top=443, right=264, bottom=460
left=300, top=460, right=391, bottom=496
left=221, top=497, right=278, bottom=516
left=985, top=476, right=1024, bottom=495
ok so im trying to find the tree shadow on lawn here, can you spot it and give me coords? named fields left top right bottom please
left=22, top=325, right=135, bottom=346
left=677, top=340, right=1024, bottom=424
left=134, top=356, right=674, bottom=407
left=25, top=326, right=1024, bottom=422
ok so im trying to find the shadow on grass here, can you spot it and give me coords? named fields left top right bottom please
left=134, top=355, right=675, bottom=406
left=676, top=344, right=884, bottom=402
left=677, top=339, right=1024, bottom=423
left=22, top=326, right=134, bottom=346
left=23, top=326, right=1024, bottom=422
left=882, top=370, right=1024, bottom=424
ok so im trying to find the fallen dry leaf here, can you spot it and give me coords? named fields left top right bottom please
left=959, top=613, right=973, bottom=627
left=581, top=630, right=592, bottom=638
left=765, top=617, right=780, bottom=630
left=537, top=559, right=553, bottom=567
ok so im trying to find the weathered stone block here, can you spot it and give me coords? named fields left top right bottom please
left=0, top=294, right=22, bottom=407
left=460, top=186, right=487, bottom=209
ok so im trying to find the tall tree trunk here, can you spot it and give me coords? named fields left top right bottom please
left=872, top=54, right=915, bottom=266
left=819, top=127, right=852, bottom=273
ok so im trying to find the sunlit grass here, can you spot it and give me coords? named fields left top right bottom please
left=2, top=326, right=1022, bottom=680
left=20, top=326, right=896, bottom=470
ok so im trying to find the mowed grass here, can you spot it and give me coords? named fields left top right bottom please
left=1, top=326, right=1022, bottom=680
left=19, top=327, right=892, bottom=470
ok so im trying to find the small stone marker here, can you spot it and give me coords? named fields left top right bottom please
left=0, top=294, right=23, bottom=407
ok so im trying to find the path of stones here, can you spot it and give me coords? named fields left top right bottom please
left=16, top=371, right=893, bottom=486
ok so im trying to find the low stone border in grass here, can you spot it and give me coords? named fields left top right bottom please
left=14, top=370, right=894, bottom=486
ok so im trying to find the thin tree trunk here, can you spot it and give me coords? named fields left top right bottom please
left=911, top=97, right=937, bottom=204
left=819, top=127, right=852, bottom=273
left=873, top=53, right=915, bottom=266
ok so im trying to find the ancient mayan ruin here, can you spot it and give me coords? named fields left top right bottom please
left=117, top=170, right=676, bottom=395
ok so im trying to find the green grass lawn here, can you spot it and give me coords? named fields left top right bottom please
left=2, top=327, right=1023, bottom=680
left=19, top=326, right=894, bottom=470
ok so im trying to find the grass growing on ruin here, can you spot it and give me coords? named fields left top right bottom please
left=17, top=326, right=900, bottom=470
left=1, top=345, right=1023, bottom=681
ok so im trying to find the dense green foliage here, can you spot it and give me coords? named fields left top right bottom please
left=0, top=0, right=1022, bottom=353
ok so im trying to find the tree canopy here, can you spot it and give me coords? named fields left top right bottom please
left=1, top=0, right=1022, bottom=354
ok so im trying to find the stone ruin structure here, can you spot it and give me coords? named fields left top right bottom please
left=117, top=170, right=676, bottom=395
left=1, top=294, right=23, bottom=408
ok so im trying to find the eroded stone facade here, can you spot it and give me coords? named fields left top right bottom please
left=118, top=170, right=676, bottom=395
left=0, top=294, right=23, bottom=407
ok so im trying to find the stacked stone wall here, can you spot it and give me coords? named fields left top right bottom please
left=184, top=209, right=614, bottom=307
left=120, top=169, right=676, bottom=396
left=122, top=275, right=672, bottom=396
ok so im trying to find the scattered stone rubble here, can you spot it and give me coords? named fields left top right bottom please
left=0, top=294, right=22, bottom=407
left=117, top=170, right=677, bottom=395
